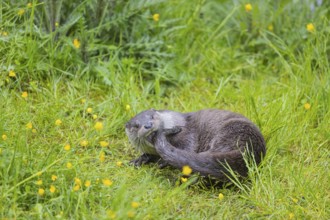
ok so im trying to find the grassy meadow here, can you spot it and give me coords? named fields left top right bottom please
left=1, top=0, right=329, bottom=219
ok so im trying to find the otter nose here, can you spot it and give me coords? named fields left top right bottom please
left=144, top=122, right=153, bottom=129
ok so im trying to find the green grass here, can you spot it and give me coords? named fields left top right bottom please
left=1, top=0, right=330, bottom=219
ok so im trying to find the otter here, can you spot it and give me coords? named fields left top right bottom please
left=125, top=109, right=266, bottom=181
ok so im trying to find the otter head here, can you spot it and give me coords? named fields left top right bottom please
left=125, top=109, right=163, bottom=155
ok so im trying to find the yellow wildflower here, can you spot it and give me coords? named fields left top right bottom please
left=131, top=202, right=140, bottom=208
left=9, top=70, right=16, bottom=78
left=84, top=180, right=91, bottom=187
left=36, top=179, right=43, bottom=185
left=81, top=99, right=86, bottom=104
left=64, top=144, right=71, bottom=151
left=27, top=3, right=32, bottom=8
left=1, top=31, right=8, bottom=36
left=74, top=177, right=82, bottom=186
left=37, top=171, right=43, bottom=176
left=80, top=140, right=88, bottom=147
left=125, top=104, right=131, bottom=111
left=306, top=23, right=315, bottom=33
left=21, top=91, right=28, bottom=98
left=32, top=129, right=37, bottom=133
left=116, top=161, right=123, bottom=167
left=18, top=9, right=25, bottom=16
left=127, top=211, right=135, bottom=218
left=218, top=193, right=224, bottom=200
left=289, top=213, right=294, bottom=219
left=26, top=122, right=33, bottom=129
left=245, top=3, right=252, bottom=12
left=2, top=134, right=7, bottom=141
left=55, top=22, right=59, bottom=27
left=99, top=141, right=109, bottom=148
left=66, top=162, right=73, bottom=169
left=102, top=179, right=113, bottom=186
left=99, top=152, right=105, bottom=162
left=107, top=210, right=116, bottom=219
left=38, top=188, right=45, bottom=196
left=55, top=119, right=62, bottom=126
left=153, top=14, right=160, bottom=22
left=73, top=38, right=81, bottom=49
left=268, top=24, right=274, bottom=32
left=181, top=177, right=188, bottom=183
left=49, top=185, right=56, bottom=193
left=73, top=184, right=80, bottom=191
left=92, top=114, right=98, bottom=120
left=292, top=198, right=298, bottom=203
left=94, top=122, right=103, bottom=131
left=51, top=175, right=58, bottom=181
left=182, top=165, right=192, bottom=175
left=87, top=107, right=93, bottom=113
left=304, top=103, right=311, bottom=110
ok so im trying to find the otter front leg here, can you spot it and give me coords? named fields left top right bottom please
left=130, top=153, right=161, bottom=166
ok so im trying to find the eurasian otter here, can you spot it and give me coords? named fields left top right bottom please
left=125, top=109, right=266, bottom=181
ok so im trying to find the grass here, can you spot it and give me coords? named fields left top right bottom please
left=1, top=0, right=329, bottom=219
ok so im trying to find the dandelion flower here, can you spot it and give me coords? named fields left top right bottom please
left=102, top=179, right=113, bottom=186
left=81, top=99, right=86, bottom=104
left=153, top=14, right=160, bottom=22
left=55, top=119, right=62, bottom=126
left=74, top=177, right=82, bottom=186
left=73, top=38, right=81, bottom=49
left=125, top=104, right=131, bottom=111
left=32, top=129, right=37, bottom=133
left=87, top=108, right=93, bottom=113
left=292, top=198, right=298, bottom=203
left=38, top=188, right=45, bottom=196
left=304, top=103, right=311, bottom=110
left=99, top=152, right=105, bottom=162
left=107, top=210, right=116, bottom=219
left=64, top=144, right=71, bottom=151
left=2, top=134, right=7, bottom=141
left=36, top=179, right=43, bottom=185
left=99, top=141, right=109, bottom=148
left=51, top=175, right=58, bottom=181
left=182, top=165, right=192, bottom=175
left=245, top=3, right=252, bottom=12
left=73, top=184, right=80, bottom=191
left=26, top=122, right=33, bottom=129
left=116, top=161, right=123, bottom=167
left=131, top=202, right=140, bottom=208
left=94, top=122, right=103, bottom=131
left=49, top=185, right=56, bottom=193
left=21, top=92, right=28, bottom=98
left=9, top=70, right=16, bottom=78
left=37, top=171, right=43, bottom=176
left=289, top=213, right=294, bottom=219
left=66, top=162, right=73, bottom=169
left=306, top=23, right=315, bottom=33
left=18, top=9, right=25, bottom=16
left=92, top=114, right=98, bottom=120
left=80, top=140, right=88, bottom=147
left=181, top=177, right=188, bottom=183
left=84, top=180, right=91, bottom=187
left=218, top=193, right=224, bottom=200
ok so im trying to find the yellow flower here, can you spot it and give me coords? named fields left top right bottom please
left=102, top=179, right=113, bottom=186
left=127, top=211, right=135, bottom=218
left=26, top=122, right=33, bottom=129
left=304, top=103, right=311, bottom=110
left=73, top=184, right=80, bottom=191
left=92, top=114, right=98, bottom=120
left=125, top=104, right=131, bottom=111
left=27, top=3, right=32, bottom=8
left=18, top=9, right=25, bottom=16
left=306, top=23, right=315, bottom=33
left=292, top=198, right=298, bottom=203
left=94, top=122, right=103, bottom=131
left=73, top=38, right=81, bottom=49
left=74, top=177, right=82, bottom=186
left=36, top=179, right=43, bottom=185
left=245, top=3, right=252, bottom=12
left=131, top=202, right=140, bottom=208
left=87, top=107, right=93, bottom=113
left=66, top=162, right=73, bottom=169
left=99, top=152, right=105, bottom=162
left=1, top=31, right=8, bottom=36
left=84, top=180, right=91, bottom=187
left=153, top=13, right=160, bottom=22
left=289, top=213, right=294, bottom=219
left=55, top=119, right=62, bottom=126
left=37, top=171, right=43, bottom=176
left=49, top=185, right=56, bottom=193
left=2, top=134, right=7, bottom=141
left=32, top=129, right=37, bottom=133
left=51, top=175, right=58, bottom=181
left=268, top=24, right=274, bottom=32
left=64, top=144, right=71, bottom=151
left=55, top=22, right=59, bottom=27
left=80, top=140, right=88, bottom=147
left=81, top=99, right=86, bottom=104
left=218, top=193, right=224, bottom=200
left=182, top=165, right=192, bottom=175
left=116, top=161, right=123, bottom=167
left=38, top=188, right=45, bottom=196
left=21, top=91, right=28, bottom=98
left=107, top=210, right=116, bottom=219
left=99, top=141, right=109, bottom=147
left=9, top=70, right=16, bottom=78
left=181, top=177, right=188, bottom=183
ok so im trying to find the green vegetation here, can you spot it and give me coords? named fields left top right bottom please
left=1, top=0, right=329, bottom=219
